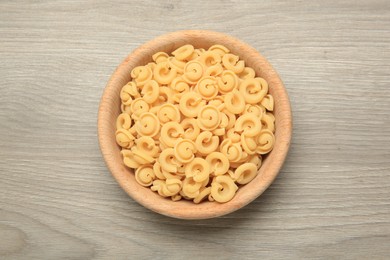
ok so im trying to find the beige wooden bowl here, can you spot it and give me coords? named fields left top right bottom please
left=98, top=30, right=292, bottom=219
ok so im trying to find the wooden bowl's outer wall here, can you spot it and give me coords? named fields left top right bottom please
left=98, top=30, right=292, bottom=219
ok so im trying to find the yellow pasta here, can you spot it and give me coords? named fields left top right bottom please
left=193, top=187, right=211, bottom=204
left=171, top=44, right=194, bottom=61
left=261, top=112, right=275, bottom=133
left=218, top=112, right=229, bottom=128
left=153, top=61, right=177, bottom=85
left=239, top=78, right=268, bottom=104
left=208, top=44, right=230, bottom=57
left=153, top=178, right=182, bottom=197
left=212, top=127, right=225, bottom=136
left=121, top=103, right=131, bottom=114
left=116, top=112, right=132, bottom=130
left=174, top=139, right=196, bottom=163
left=255, top=129, right=275, bottom=154
left=197, top=105, right=221, bottom=131
left=171, top=194, right=182, bottom=202
left=120, top=81, right=137, bottom=105
left=116, top=44, right=276, bottom=203
left=260, top=94, right=274, bottom=111
left=132, top=149, right=155, bottom=165
left=182, top=60, right=205, bottom=84
left=164, top=179, right=182, bottom=196
left=217, top=70, right=239, bottom=94
left=240, top=134, right=257, bottom=155
left=226, top=128, right=241, bottom=143
left=168, top=57, right=186, bottom=74
left=181, top=177, right=202, bottom=199
left=147, top=62, right=156, bottom=71
left=185, top=158, right=210, bottom=182
left=141, top=80, right=159, bottom=104
left=171, top=77, right=190, bottom=103
left=162, top=169, right=181, bottom=180
left=153, top=162, right=166, bottom=180
left=181, top=118, right=201, bottom=141
left=224, top=89, right=246, bottom=114
left=152, top=52, right=169, bottom=63
left=130, top=66, right=153, bottom=87
left=233, top=163, right=257, bottom=185
left=210, top=175, right=238, bottom=203
left=135, top=165, right=156, bottom=187
left=195, top=131, right=219, bottom=155
left=130, top=97, right=149, bottom=117
left=121, top=150, right=140, bottom=169
left=157, top=103, right=181, bottom=124
left=234, top=113, right=262, bottom=137
left=205, top=63, right=223, bottom=77
left=186, top=51, right=199, bottom=61
left=179, top=92, right=205, bottom=118
left=135, top=136, right=159, bottom=157
left=223, top=109, right=237, bottom=129
left=195, top=76, right=219, bottom=100
left=158, top=148, right=178, bottom=173
left=220, top=139, right=243, bottom=163
left=206, top=152, right=230, bottom=176
left=160, top=121, right=184, bottom=147
left=115, top=129, right=135, bottom=148
left=243, top=104, right=263, bottom=118
left=248, top=154, right=262, bottom=170
left=208, top=99, right=224, bottom=111
left=199, top=51, right=221, bottom=67
left=222, top=53, right=245, bottom=74
left=152, top=86, right=173, bottom=106
left=134, top=112, right=160, bottom=137
left=238, top=67, right=256, bottom=80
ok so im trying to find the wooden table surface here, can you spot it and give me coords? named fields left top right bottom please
left=1, top=0, right=389, bottom=259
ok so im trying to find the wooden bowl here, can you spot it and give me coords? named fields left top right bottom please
left=98, top=30, right=292, bottom=219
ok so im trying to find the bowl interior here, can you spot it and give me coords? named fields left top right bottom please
left=98, top=30, right=292, bottom=219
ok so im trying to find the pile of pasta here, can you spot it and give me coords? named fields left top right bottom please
left=115, top=44, right=275, bottom=203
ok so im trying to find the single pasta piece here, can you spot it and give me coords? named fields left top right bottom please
left=153, top=62, right=177, bottom=85
left=206, top=152, right=230, bottom=176
left=179, top=92, right=205, bottom=118
left=211, top=175, right=238, bottom=203
left=195, top=131, right=219, bottom=155
left=135, top=165, right=156, bottom=187
left=197, top=105, right=221, bottom=131
left=131, top=66, right=153, bottom=87
left=141, top=80, right=159, bottom=104
left=174, top=139, right=196, bottom=163
left=172, top=44, right=194, bottom=61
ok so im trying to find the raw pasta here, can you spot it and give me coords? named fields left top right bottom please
left=115, top=44, right=276, bottom=203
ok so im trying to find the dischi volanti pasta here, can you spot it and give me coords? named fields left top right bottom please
left=115, top=44, right=275, bottom=203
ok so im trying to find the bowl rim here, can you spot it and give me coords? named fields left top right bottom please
left=98, top=30, right=292, bottom=219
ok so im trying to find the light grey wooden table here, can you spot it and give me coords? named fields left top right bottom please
left=1, top=1, right=389, bottom=259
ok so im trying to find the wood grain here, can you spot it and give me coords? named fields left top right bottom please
left=1, top=0, right=389, bottom=259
